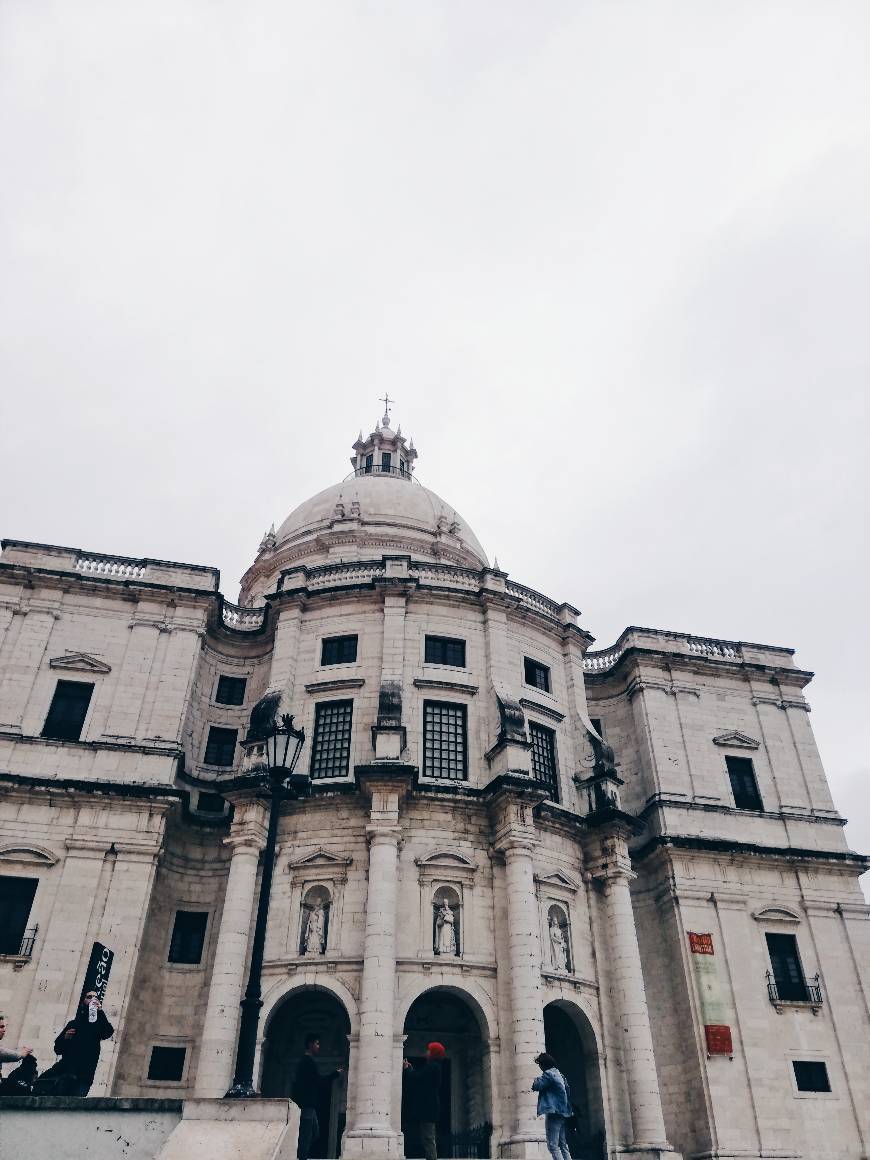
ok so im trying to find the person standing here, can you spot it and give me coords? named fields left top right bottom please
left=292, top=1032, right=343, bottom=1160
left=532, top=1052, right=572, bottom=1160
left=403, top=1041, right=445, bottom=1160
left=50, top=990, right=114, bottom=1096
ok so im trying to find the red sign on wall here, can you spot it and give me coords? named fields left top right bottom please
left=704, top=1024, right=733, bottom=1055
left=688, top=932, right=714, bottom=955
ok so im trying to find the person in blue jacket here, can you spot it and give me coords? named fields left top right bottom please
left=532, top=1052, right=572, bottom=1160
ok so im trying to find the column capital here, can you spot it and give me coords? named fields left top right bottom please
left=494, top=833, right=540, bottom=859
left=366, top=824, right=403, bottom=849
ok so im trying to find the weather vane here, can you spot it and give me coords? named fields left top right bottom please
left=379, top=393, right=394, bottom=426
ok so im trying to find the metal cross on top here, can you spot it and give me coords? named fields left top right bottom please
left=379, top=393, right=394, bottom=426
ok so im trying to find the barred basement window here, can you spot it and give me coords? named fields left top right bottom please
left=424, top=635, right=466, bottom=667
left=168, top=911, right=208, bottom=965
left=310, top=700, right=353, bottom=779
left=215, top=675, right=247, bottom=705
left=423, top=701, right=468, bottom=781
left=203, top=726, right=238, bottom=767
left=726, top=755, right=763, bottom=811
left=321, top=635, right=358, bottom=665
left=523, top=657, right=551, bottom=693
left=147, top=1046, right=186, bottom=1082
left=530, top=722, right=559, bottom=801
left=793, top=1061, right=831, bottom=1092
left=41, top=680, right=94, bottom=742
left=0, top=876, right=38, bottom=955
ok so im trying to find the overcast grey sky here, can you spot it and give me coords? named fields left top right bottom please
left=1, top=2, right=868, bottom=874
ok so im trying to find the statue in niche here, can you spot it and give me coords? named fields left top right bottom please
left=304, top=901, right=326, bottom=956
left=435, top=901, right=457, bottom=956
left=549, top=914, right=568, bottom=972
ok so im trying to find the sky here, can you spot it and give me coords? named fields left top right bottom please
left=1, top=2, right=868, bottom=878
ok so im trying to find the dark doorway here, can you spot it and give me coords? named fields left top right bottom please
left=543, top=1002, right=606, bottom=1160
left=402, top=988, right=492, bottom=1159
left=261, top=988, right=350, bottom=1158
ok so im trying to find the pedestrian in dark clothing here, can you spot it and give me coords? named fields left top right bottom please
left=403, top=1041, right=445, bottom=1160
left=532, top=1052, right=572, bottom=1160
left=0, top=1012, right=36, bottom=1090
left=49, top=990, right=114, bottom=1096
left=292, top=1033, right=343, bottom=1160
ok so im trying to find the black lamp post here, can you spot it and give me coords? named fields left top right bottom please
left=225, top=708, right=307, bottom=1099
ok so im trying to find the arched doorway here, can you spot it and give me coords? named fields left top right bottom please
left=543, top=1001, right=606, bottom=1160
left=402, top=988, right=492, bottom=1158
left=261, top=987, right=351, bottom=1158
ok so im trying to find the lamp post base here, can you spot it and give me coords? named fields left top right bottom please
left=224, top=1081, right=259, bottom=1099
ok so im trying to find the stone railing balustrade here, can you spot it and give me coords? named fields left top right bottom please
left=505, top=580, right=562, bottom=620
left=584, top=631, right=744, bottom=673
left=74, top=555, right=147, bottom=579
left=222, top=603, right=266, bottom=631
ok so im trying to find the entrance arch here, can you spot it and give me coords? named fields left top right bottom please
left=543, top=1001, right=606, bottom=1159
left=261, top=986, right=351, bottom=1158
left=402, top=987, right=493, bottom=1158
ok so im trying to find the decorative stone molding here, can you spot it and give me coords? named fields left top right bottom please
left=752, top=695, right=811, bottom=712
left=0, top=842, right=59, bottom=866
left=413, top=678, right=479, bottom=695
left=752, top=906, right=801, bottom=924
left=49, top=651, right=111, bottom=674
left=287, top=848, right=353, bottom=885
left=534, top=869, right=580, bottom=897
left=519, top=697, right=565, bottom=722
left=304, top=678, right=366, bottom=694
left=712, top=730, right=760, bottom=750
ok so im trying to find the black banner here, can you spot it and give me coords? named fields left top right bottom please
left=79, top=942, right=114, bottom=1005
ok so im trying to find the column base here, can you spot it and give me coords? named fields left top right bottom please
left=342, top=1126, right=401, bottom=1158
left=496, top=1133, right=548, bottom=1159
left=612, top=1147, right=683, bottom=1160
left=155, top=1098, right=299, bottom=1160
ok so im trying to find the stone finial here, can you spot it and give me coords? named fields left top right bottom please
left=258, top=523, right=277, bottom=554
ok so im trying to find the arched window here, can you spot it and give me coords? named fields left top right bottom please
left=299, top=885, right=332, bottom=956
left=547, top=904, right=572, bottom=973
left=432, top=886, right=461, bottom=957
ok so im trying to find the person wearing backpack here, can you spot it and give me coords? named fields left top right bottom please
left=0, top=1012, right=36, bottom=1092
left=532, top=1052, right=572, bottom=1160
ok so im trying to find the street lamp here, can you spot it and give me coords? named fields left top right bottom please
left=225, top=701, right=307, bottom=1099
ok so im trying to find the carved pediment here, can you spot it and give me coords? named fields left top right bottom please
left=49, top=652, right=111, bottom=674
left=416, top=849, right=476, bottom=869
left=287, top=848, right=353, bottom=882
left=0, top=843, right=59, bottom=866
left=713, top=730, right=759, bottom=750
left=416, top=848, right=477, bottom=885
left=534, top=869, right=580, bottom=894
left=752, top=906, right=801, bottom=925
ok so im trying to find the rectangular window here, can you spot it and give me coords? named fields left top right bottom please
left=381, top=452, right=392, bottom=473
left=766, top=933, right=808, bottom=1002
left=793, top=1061, right=831, bottom=1093
left=423, top=701, right=468, bottom=781
left=168, top=911, right=209, bottom=965
left=529, top=722, right=559, bottom=801
left=147, top=1046, right=186, bottom=1082
left=400, top=459, right=406, bottom=476
left=310, top=700, right=353, bottom=779
left=365, top=453, right=373, bottom=474
left=523, top=657, right=551, bottom=693
left=321, top=635, right=358, bottom=666
left=589, top=718, right=603, bottom=736
left=41, top=680, right=94, bottom=742
left=726, top=755, right=763, bottom=810
left=203, top=726, right=238, bottom=767
left=0, top=876, right=38, bottom=955
left=215, top=675, right=247, bottom=706
left=196, top=792, right=226, bottom=814
left=424, top=635, right=466, bottom=667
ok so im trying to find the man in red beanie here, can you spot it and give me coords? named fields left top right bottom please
left=403, top=1042, right=446, bottom=1160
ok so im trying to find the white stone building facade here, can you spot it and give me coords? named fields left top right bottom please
left=0, top=414, right=867, bottom=1160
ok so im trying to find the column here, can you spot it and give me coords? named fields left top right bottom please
left=194, top=800, right=267, bottom=1097
left=343, top=824, right=402, bottom=1155
left=501, top=837, right=547, bottom=1158
left=0, top=607, right=58, bottom=731
left=101, top=620, right=161, bottom=740
left=602, top=865, right=672, bottom=1153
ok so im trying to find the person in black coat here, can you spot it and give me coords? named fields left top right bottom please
left=292, top=1032, right=343, bottom=1160
left=403, top=1042, right=445, bottom=1160
left=51, top=990, right=114, bottom=1096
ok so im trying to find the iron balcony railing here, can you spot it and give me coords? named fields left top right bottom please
left=347, top=464, right=419, bottom=482
left=3, top=925, right=38, bottom=958
left=766, top=970, right=822, bottom=1006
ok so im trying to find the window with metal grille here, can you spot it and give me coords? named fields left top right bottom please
left=530, top=722, right=559, bottom=800
left=168, top=911, right=208, bottom=964
left=793, top=1061, right=831, bottom=1092
left=310, top=700, right=353, bottom=779
left=726, top=755, right=763, bottom=810
left=215, top=675, right=246, bottom=705
left=41, top=680, right=94, bottom=741
left=766, top=933, right=808, bottom=1002
left=0, top=876, right=38, bottom=955
left=147, top=1046, right=186, bottom=1082
left=425, top=635, right=466, bottom=667
left=321, top=635, right=358, bottom=665
left=423, top=702, right=468, bottom=781
left=203, top=726, right=238, bottom=767
left=523, top=657, right=551, bottom=693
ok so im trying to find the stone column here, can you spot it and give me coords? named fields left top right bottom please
left=597, top=847, right=674, bottom=1157
left=194, top=800, right=267, bottom=1097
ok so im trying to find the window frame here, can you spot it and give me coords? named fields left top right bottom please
left=214, top=674, right=247, bottom=706
left=203, top=725, right=238, bottom=768
left=146, top=1044, right=188, bottom=1083
left=766, top=932, right=809, bottom=1002
left=309, top=699, right=354, bottom=780
left=320, top=634, right=359, bottom=666
left=523, top=657, right=551, bottom=694
left=725, top=754, right=763, bottom=811
left=424, top=635, right=467, bottom=668
left=529, top=720, right=559, bottom=801
left=0, top=876, right=39, bottom=956
left=422, top=700, right=469, bottom=782
left=791, top=1059, right=833, bottom=1095
left=167, top=910, right=210, bottom=967
left=41, top=679, right=95, bottom=742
